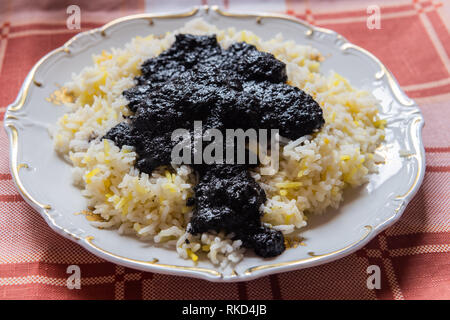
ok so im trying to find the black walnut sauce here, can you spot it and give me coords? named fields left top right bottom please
left=104, top=34, right=324, bottom=257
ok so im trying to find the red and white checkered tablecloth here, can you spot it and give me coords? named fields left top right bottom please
left=0, top=0, right=449, bottom=300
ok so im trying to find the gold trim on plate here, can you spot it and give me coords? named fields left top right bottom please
left=211, top=5, right=334, bottom=36
left=340, top=43, right=415, bottom=107
left=98, top=7, right=199, bottom=37
left=6, top=124, right=51, bottom=210
left=395, top=117, right=424, bottom=199
left=8, top=47, right=68, bottom=112
left=6, top=124, right=81, bottom=241
left=244, top=225, right=373, bottom=275
left=85, top=236, right=223, bottom=278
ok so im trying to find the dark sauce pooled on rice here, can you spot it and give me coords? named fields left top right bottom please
left=104, top=34, right=324, bottom=258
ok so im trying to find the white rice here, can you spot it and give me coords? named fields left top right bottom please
left=50, top=18, right=385, bottom=268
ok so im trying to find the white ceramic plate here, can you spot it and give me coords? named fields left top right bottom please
left=4, top=6, right=425, bottom=282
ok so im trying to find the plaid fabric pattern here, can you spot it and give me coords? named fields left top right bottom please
left=0, top=0, right=449, bottom=300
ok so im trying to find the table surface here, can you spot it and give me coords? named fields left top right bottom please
left=0, top=0, right=449, bottom=300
